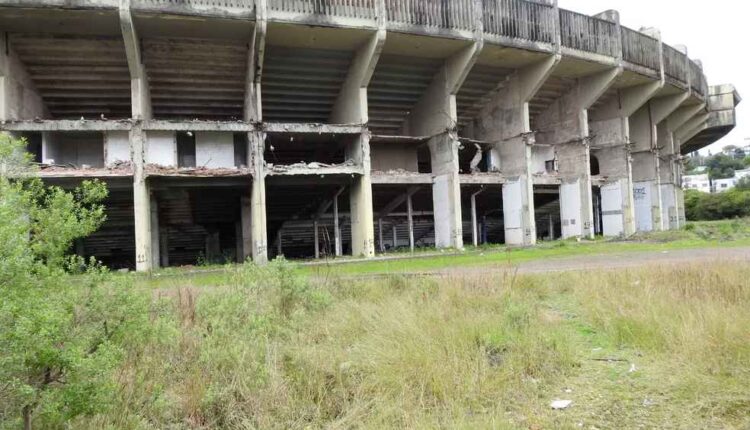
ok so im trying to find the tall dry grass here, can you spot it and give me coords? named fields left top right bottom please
left=71, top=260, right=750, bottom=429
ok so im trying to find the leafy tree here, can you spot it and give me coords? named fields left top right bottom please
left=706, top=154, right=745, bottom=179
left=0, top=134, right=150, bottom=429
left=736, top=176, right=750, bottom=191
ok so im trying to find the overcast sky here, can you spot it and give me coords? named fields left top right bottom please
left=559, top=0, right=747, bottom=154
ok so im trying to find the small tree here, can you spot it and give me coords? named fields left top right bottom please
left=736, top=176, right=750, bottom=191
left=0, top=134, right=149, bottom=429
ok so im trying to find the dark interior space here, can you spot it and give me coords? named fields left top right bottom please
left=264, top=132, right=356, bottom=166
left=266, top=180, right=352, bottom=259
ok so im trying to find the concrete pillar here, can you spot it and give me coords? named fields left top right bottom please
left=658, top=103, right=705, bottom=229
left=400, top=38, right=482, bottom=249
left=131, top=124, right=152, bottom=272
left=333, top=193, right=342, bottom=257
left=631, top=92, right=690, bottom=232
left=589, top=80, right=663, bottom=237
left=630, top=105, right=661, bottom=233
left=392, top=224, right=397, bottom=249
left=470, top=188, right=484, bottom=247
left=378, top=218, right=384, bottom=252
left=240, top=196, right=252, bottom=261
left=249, top=131, right=268, bottom=262
left=150, top=194, right=160, bottom=269
left=119, top=0, right=151, bottom=120
left=535, top=67, right=621, bottom=240
left=244, top=0, right=266, bottom=122
left=428, top=132, right=463, bottom=248
left=474, top=55, right=559, bottom=245
left=313, top=220, right=319, bottom=259
left=407, top=193, right=414, bottom=252
left=329, top=29, right=385, bottom=258
left=347, top=133, right=375, bottom=257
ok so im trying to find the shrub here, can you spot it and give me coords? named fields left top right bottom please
left=0, top=134, right=151, bottom=429
left=684, top=188, right=750, bottom=221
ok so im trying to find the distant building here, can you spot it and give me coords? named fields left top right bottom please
left=683, top=168, right=750, bottom=193
left=683, top=174, right=712, bottom=193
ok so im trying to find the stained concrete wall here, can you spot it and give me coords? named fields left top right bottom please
left=105, top=131, right=131, bottom=166
left=196, top=132, right=235, bottom=168
left=0, top=45, right=47, bottom=120
left=371, top=145, right=419, bottom=172
left=146, top=131, right=177, bottom=167
left=531, top=146, right=555, bottom=175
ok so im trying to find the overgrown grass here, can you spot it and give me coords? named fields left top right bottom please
left=53, top=259, right=750, bottom=429
left=136, top=218, right=750, bottom=288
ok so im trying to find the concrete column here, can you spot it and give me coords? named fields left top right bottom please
left=131, top=124, right=152, bottom=272
left=313, top=220, right=319, bottom=259
left=150, top=194, right=160, bottom=269
left=329, top=28, right=385, bottom=258
left=658, top=103, right=705, bottom=229
left=244, top=0, right=266, bottom=122
left=631, top=92, right=691, bottom=232
left=240, top=196, right=252, bottom=261
left=400, top=38, right=482, bottom=249
left=119, top=0, right=151, bottom=120
left=249, top=131, right=268, bottom=262
left=347, top=133, right=375, bottom=257
left=474, top=55, right=559, bottom=245
left=629, top=105, right=662, bottom=232
left=427, top=132, right=463, bottom=248
left=589, top=80, right=663, bottom=237
left=378, top=218, right=384, bottom=252
left=333, top=192, right=342, bottom=256
left=535, top=67, right=620, bottom=239
left=407, top=193, right=414, bottom=252
left=392, top=224, right=397, bottom=249
left=470, top=188, right=484, bottom=247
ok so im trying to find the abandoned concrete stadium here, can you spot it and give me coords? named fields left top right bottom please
left=0, top=0, right=740, bottom=271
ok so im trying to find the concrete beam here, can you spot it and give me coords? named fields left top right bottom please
left=263, top=122, right=364, bottom=134
left=244, top=0, right=266, bottom=122
left=119, top=0, right=151, bottom=120
left=0, top=119, right=132, bottom=131
left=329, top=28, right=385, bottom=124
left=143, top=120, right=255, bottom=132
left=473, top=55, right=558, bottom=245
left=676, top=112, right=710, bottom=143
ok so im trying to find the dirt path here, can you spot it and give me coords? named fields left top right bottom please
left=343, top=246, right=750, bottom=279
left=462, top=246, right=750, bottom=275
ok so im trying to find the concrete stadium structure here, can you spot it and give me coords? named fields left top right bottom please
left=0, top=0, right=740, bottom=271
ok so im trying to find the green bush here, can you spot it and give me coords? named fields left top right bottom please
left=0, top=134, right=153, bottom=429
left=684, top=188, right=750, bottom=221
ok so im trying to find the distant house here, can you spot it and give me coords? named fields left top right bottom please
left=683, top=168, right=750, bottom=193
left=682, top=173, right=712, bottom=193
